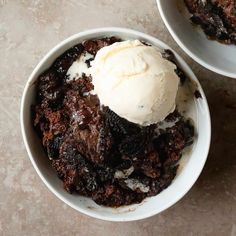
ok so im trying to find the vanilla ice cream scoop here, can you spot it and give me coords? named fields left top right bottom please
left=91, top=40, right=180, bottom=125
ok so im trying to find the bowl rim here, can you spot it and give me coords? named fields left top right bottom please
left=20, top=27, right=211, bottom=222
left=157, top=0, right=236, bottom=78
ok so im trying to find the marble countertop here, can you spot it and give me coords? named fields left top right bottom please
left=0, top=1, right=235, bottom=235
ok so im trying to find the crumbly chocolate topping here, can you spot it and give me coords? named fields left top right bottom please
left=184, top=0, right=236, bottom=44
left=32, top=37, right=194, bottom=207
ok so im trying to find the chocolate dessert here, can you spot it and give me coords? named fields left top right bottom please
left=184, top=0, right=236, bottom=44
left=32, top=37, right=194, bottom=207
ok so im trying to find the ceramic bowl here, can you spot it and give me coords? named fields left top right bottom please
left=20, top=27, right=211, bottom=221
left=157, top=0, right=236, bottom=78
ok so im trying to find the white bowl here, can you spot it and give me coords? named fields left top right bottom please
left=157, top=0, right=236, bottom=78
left=20, top=27, right=211, bottom=221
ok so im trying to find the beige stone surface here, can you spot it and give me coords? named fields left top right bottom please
left=0, top=0, right=236, bottom=235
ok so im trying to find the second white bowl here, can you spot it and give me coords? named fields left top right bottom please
left=157, top=0, right=236, bottom=78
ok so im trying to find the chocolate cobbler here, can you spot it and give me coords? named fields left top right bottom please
left=184, top=0, right=236, bottom=44
left=32, top=37, right=194, bottom=207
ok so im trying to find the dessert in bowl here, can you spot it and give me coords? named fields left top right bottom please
left=21, top=28, right=211, bottom=221
left=184, top=0, right=236, bottom=45
left=157, top=0, right=236, bottom=78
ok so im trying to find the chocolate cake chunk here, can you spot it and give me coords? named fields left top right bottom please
left=185, top=0, right=236, bottom=44
left=32, top=37, right=194, bottom=207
